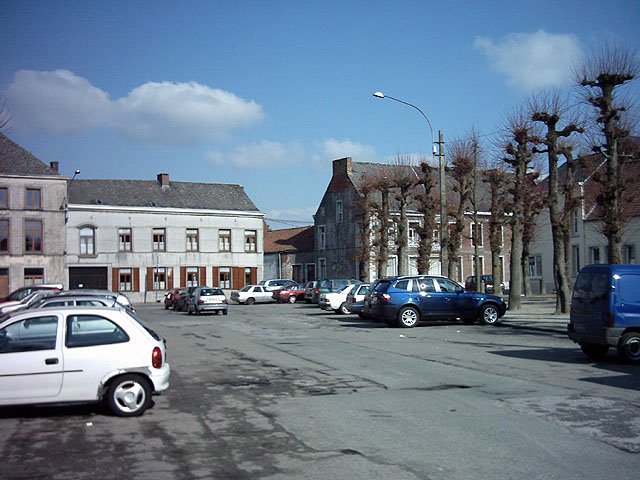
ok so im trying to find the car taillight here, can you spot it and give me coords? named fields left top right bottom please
left=381, top=293, right=391, bottom=303
left=152, top=347, right=163, bottom=369
left=198, top=299, right=204, bottom=305
left=314, top=288, right=319, bottom=294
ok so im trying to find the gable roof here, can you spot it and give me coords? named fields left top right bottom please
left=0, top=133, right=60, bottom=176
left=69, top=177, right=261, bottom=212
left=264, top=226, right=314, bottom=253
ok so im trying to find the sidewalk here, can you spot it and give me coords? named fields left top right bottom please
left=499, top=295, right=569, bottom=334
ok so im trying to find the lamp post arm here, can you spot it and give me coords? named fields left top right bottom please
left=383, top=94, right=434, bottom=147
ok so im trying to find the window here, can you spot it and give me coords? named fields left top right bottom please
left=436, top=277, right=460, bottom=293
left=79, top=227, right=95, bottom=256
left=572, top=245, right=581, bottom=275
left=25, top=219, right=43, bottom=253
left=336, top=200, right=343, bottom=223
left=186, top=228, right=199, bottom=251
left=244, top=267, right=252, bottom=286
left=623, top=244, right=637, bottom=264
left=186, top=267, right=199, bottom=287
left=66, top=315, right=129, bottom=348
left=152, top=228, right=166, bottom=252
left=528, top=255, right=542, bottom=277
left=119, top=268, right=133, bottom=291
left=25, top=188, right=41, bottom=209
left=0, top=315, right=58, bottom=353
left=219, top=267, right=231, bottom=288
left=409, top=225, right=419, bottom=246
left=153, top=267, right=167, bottom=291
left=471, top=222, right=484, bottom=247
left=572, top=209, right=579, bottom=235
left=118, top=228, right=132, bottom=252
left=219, top=229, right=231, bottom=252
left=24, top=267, right=44, bottom=285
left=0, top=219, right=8, bottom=252
left=318, top=225, right=326, bottom=250
left=318, top=258, right=326, bottom=279
left=417, top=278, right=436, bottom=293
left=244, top=230, right=257, bottom=252
left=589, top=246, right=601, bottom=264
left=0, top=187, right=7, bottom=208
left=472, top=256, right=485, bottom=276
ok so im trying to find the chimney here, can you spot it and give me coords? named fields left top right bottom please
left=332, top=157, right=352, bottom=177
left=50, top=161, right=59, bottom=173
left=157, top=172, right=169, bottom=187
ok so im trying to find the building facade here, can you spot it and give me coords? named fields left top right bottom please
left=0, top=134, right=67, bottom=297
left=263, top=225, right=315, bottom=283
left=314, top=157, right=511, bottom=285
left=66, top=173, right=265, bottom=303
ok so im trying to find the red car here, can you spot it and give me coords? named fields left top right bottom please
left=274, top=284, right=306, bottom=303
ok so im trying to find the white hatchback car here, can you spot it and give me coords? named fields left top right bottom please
left=0, top=306, right=170, bottom=416
left=230, top=285, right=275, bottom=305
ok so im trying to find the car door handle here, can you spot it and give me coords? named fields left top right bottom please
left=45, top=358, right=59, bottom=365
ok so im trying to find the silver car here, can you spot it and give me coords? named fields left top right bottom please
left=187, top=287, right=228, bottom=315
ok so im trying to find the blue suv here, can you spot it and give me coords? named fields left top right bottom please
left=369, top=275, right=507, bottom=328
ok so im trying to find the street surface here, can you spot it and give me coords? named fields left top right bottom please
left=1, top=300, right=639, bottom=479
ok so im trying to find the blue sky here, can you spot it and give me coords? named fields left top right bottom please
left=2, top=1, right=639, bottom=227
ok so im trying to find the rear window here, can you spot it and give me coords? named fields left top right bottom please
left=374, top=280, right=392, bottom=293
left=573, top=270, right=610, bottom=302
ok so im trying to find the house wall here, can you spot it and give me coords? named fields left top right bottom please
left=66, top=205, right=264, bottom=303
left=0, top=174, right=67, bottom=295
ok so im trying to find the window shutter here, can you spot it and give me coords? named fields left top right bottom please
left=112, top=268, right=119, bottom=291
left=146, top=267, right=153, bottom=291
left=133, top=268, right=140, bottom=292
left=199, top=266, right=207, bottom=286
left=212, top=267, right=219, bottom=287
left=180, top=266, right=186, bottom=287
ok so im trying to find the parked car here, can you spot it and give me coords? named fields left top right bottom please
left=313, top=278, right=360, bottom=304
left=345, top=283, right=371, bottom=318
left=0, top=290, right=57, bottom=315
left=304, top=281, right=319, bottom=304
left=187, top=287, right=228, bottom=315
left=54, top=289, right=135, bottom=313
left=567, top=264, right=640, bottom=363
left=319, top=284, right=362, bottom=314
left=369, top=275, right=507, bottom=328
left=274, top=284, right=306, bottom=303
left=0, top=283, right=64, bottom=304
left=230, top=285, right=276, bottom=305
left=0, top=306, right=170, bottom=416
left=174, top=286, right=198, bottom=312
left=29, top=295, right=118, bottom=309
left=464, top=275, right=506, bottom=294
left=164, top=288, right=183, bottom=310
left=258, top=279, right=298, bottom=292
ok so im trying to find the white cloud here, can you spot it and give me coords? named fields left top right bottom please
left=312, top=138, right=378, bottom=170
left=474, top=30, right=582, bottom=90
left=207, top=140, right=306, bottom=168
left=4, top=70, right=264, bottom=144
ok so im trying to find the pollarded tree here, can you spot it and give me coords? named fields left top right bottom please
left=389, top=155, right=418, bottom=276
left=530, top=90, right=583, bottom=313
left=577, top=43, right=639, bottom=263
left=414, top=159, right=438, bottom=275
left=500, top=110, right=538, bottom=310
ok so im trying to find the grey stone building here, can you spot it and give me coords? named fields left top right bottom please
left=0, top=133, right=68, bottom=297
left=263, top=225, right=315, bottom=283
left=315, top=157, right=511, bottom=284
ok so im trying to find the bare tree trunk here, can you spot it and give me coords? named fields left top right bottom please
left=509, top=222, right=523, bottom=309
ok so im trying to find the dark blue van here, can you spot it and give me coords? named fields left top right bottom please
left=567, top=264, right=640, bottom=363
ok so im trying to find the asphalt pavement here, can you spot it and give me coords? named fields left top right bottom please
left=501, top=295, right=569, bottom=333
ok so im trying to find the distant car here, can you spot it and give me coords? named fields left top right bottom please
left=187, top=287, right=228, bottom=315
left=258, top=279, right=298, bottom=292
left=29, top=295, right=118, bottom=309
left=464, top=275, right=506, bottom=294
left=274, top=284, right=306, bottom=303
left=369, top=275, right=507, bottom=328
left=230, top=285, right=276, bottom=305
left=0, top=290, right=57, bottom=315
left=319, top=283, right=362, bottom=314
left=0, top=306, right=170, bottom=416
left=313, top=278, right=360, bottom=304
left=174, top=286, right=198, bottom=312
left=304, top=281, right=319, bottom=304
left=345, top=283, right=371, bottom=318
left=0, top=283, right=64, bottom=304
left=54, top=289, right=135, bottom=313
left=164, top=288, right=183, bottom=310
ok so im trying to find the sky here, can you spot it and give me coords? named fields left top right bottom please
left=2, top=0, right=640, bottom=228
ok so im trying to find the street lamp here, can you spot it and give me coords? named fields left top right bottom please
left=63, top=169, right=81, bottom=224
left=372, top=91, right=448, bottom=275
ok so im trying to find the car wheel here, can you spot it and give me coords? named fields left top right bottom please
left=223, top=310, right=228, bottom=315
left=105, top=374, right=152, bottom=417
left=164, top=304, right=169, bottom=310
left=288, top=295, right=297, bottom=304
left=339, top=303, right=350, bottom=315
left=580, top=343, right=609, bottom=360
left=187, top=306, right=192, bottom=315
left=617, top=332, right=640, bottom=363
left=195, top=308, right=200, bottom=315
left=246, top=297, right=256, bottom=305
left=478, top=304, right=500, bottom=325
left=397, top=306, right=419, bottom=328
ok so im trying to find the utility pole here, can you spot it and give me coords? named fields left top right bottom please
left=438, top=130, right=448, bottom=276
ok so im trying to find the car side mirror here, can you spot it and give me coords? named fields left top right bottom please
left=455, top=286, right=464, bottom=294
